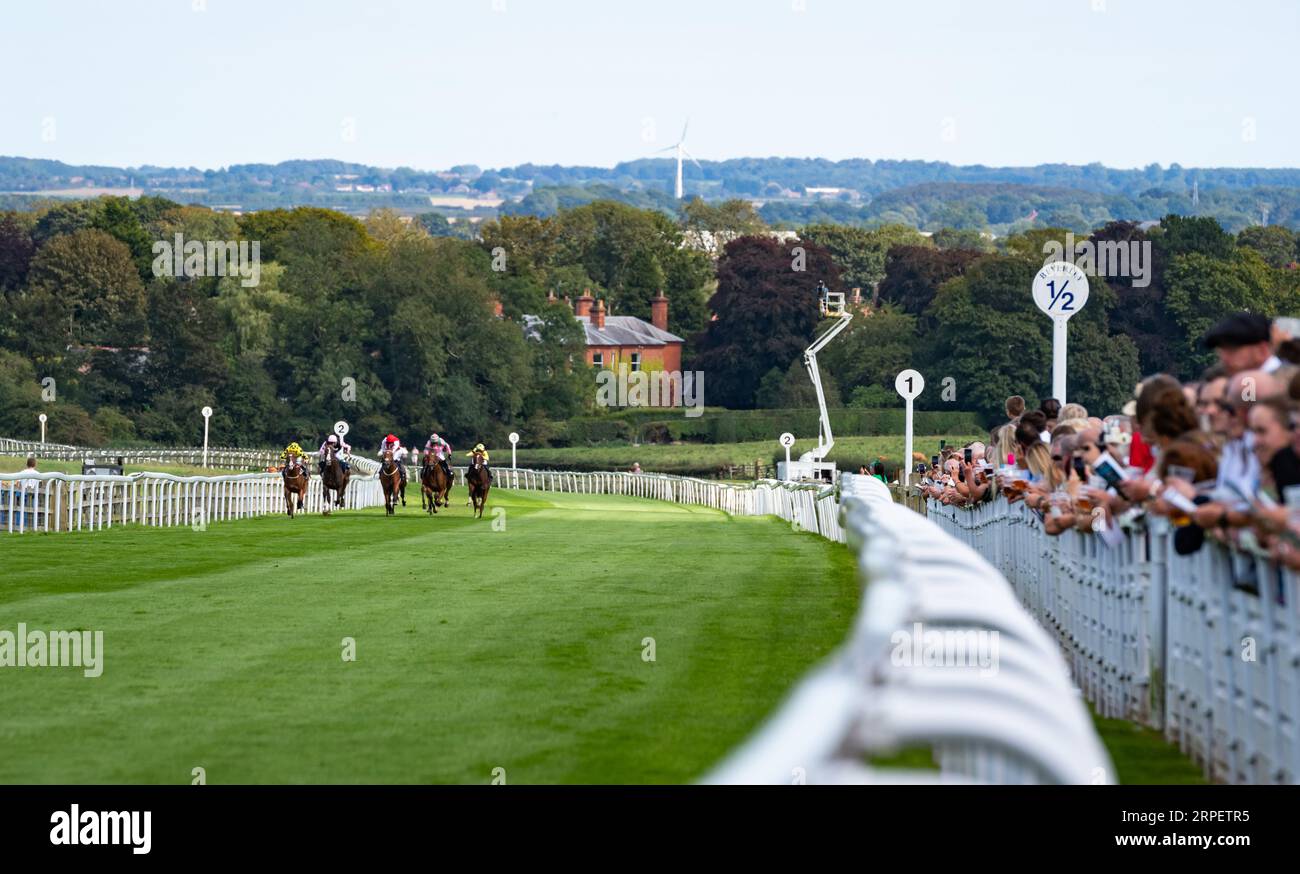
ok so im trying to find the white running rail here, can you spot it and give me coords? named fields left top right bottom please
left=0, top=436, right=280, bottom=469
left=927, top=496, right=1300, bottom=785
left=1, top=464, right=843, bottom=541
left=705, top=474, right=1112, bottom=785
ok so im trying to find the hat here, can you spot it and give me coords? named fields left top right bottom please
left=386, top=434, right=397, bottom=442
left=474, top=443, right=486, bottom=451
left=1203, top=313, right=1271, bottom=350
left=327, top=433, right=339, bottom=443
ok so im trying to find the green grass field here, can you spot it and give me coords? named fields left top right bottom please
left=0, top=489, right=859, bottom=784
left=502, top=434, right=983, bottom=476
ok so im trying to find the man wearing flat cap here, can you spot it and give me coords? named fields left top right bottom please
left=1203, top=312, right=1282, bottom=376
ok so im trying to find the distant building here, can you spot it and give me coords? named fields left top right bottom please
left=523, top=290, right=685, bottom=406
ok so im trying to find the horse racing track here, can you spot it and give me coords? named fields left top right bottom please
left=1, top=489, right=856, bottom=783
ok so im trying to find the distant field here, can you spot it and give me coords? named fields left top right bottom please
left=427, top=194, right=502, bottom=209
left=496, top=434, right=983, bottom=476
left=0, top=489, right=857, bottom=783
left=1, top=186, right=143, bottom=197
left=0, top=455, right=254, bottom=477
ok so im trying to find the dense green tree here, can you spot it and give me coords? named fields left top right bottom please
left=797, top=223, right=930, bottom=291
left=1164, top=249, right=1288, bottom=377
left=679, top=197, right=767, bottom=250
left=0, top=348, right=43, bottom=438
left=142, top=278, right=229, bottom=399
left=1237, top=224, right=1298, bottom=268
left=819, top=305, right=918, bottom=402
left=1153, top=214, right=1236, bottom=261
left=31, top=199, right=100, bottom=245
left=0, top=212, right=34, bottom=291
left=692, top=235, right=840, bottom=409
left=19, top=229, right=147, bottom=353
left=932, top=227, right=992, bottom=252
left=91, top=197, right=154, bottom=279
left=763, top=358, right=843, bottom=409
left=877, top=245, right=984, bottom=328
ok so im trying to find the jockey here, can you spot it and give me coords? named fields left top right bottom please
left=466, top=443, right=493, bottom=482
left=282, top=442, right=307, bottom=479
left=378, top=433, right=408, bottom=486
left=425, top=432, right=453, bottom=480
left=318, top=433, right=351, bottom=476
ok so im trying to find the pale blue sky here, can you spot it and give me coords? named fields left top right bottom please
left=3, top=0, right=1295, bottom=171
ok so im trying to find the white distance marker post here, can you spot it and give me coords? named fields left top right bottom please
left=1032, top=261, right=1090, bottom=405
left=509, top=431, right=519, bottom=469
left=895, top=370, right=925, bottom=488
left=333, top=420, right=350, bottom=458
left=779, top=431, right=795, bottom=474
left=38, top=412, right=47, bottom=444
left=201, top=406, right=213, bottom=468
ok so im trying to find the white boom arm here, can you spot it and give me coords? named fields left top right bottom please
left=799, top=308, right=853, bottom=464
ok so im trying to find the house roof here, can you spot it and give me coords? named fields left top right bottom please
left=577, top=314, right=683, bottom=347
left=519, top=312, right=683, bottom=347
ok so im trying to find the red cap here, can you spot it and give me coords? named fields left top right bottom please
left=386, top=434, right=397, bottom=441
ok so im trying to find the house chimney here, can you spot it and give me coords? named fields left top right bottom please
left=491, top=298, right=504, bottom=318
left=575, top=289, right=594, bottom=318
left=651, top=291, right=669, bottom=332
left=592, top=297, right=606, bottom=329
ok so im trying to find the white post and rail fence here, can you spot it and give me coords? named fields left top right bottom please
left=919, top=494, right=1300, bottom=785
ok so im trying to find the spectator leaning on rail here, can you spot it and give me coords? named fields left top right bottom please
left=924, top=310, right=1300, bottom=571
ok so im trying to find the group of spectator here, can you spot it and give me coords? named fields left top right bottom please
left=916, top=311, right=1300, bottom=569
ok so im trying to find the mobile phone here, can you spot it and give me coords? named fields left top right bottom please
left=939, top=440, right=946, bottom=450
left=931, top=455, right=940, bottom=467
left=1072, top=457, right=1087, bottom=480
left=964, top=447, right=973, bottom=464
left=1094, top=457, right=1125, bottom=489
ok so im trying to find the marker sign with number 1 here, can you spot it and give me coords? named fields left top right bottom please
left=1032, top=261, right=1089, bottom=404
left=895, top=370, right=924, bottom=488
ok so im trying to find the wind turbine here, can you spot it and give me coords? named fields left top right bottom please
left=655, top=121, right=702, bottom=199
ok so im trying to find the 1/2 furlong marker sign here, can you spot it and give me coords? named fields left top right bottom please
left=1032, top=261, right=1089, bottom=405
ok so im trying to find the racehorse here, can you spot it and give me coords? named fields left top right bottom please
left=420, top=449, right=453, bottom=514
left=283, top=457, right=309, bottom=518
left=465, top=452, right=491, bottom=519
left=320, top=443, right=350, bottom=514
left=379, top=449, right=403, bottom=516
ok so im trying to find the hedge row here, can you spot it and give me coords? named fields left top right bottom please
left=552, top=408, right=983, bottom=446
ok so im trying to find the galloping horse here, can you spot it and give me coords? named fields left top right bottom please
left=379, top=449, right=403, bottom=516
left=320, top=443, right=350, bottom=513
left=465, top=451, right=491, bottom=519
left=420, top=449, right=453, bottom=514
left=283, top=456, right=309, bottom=518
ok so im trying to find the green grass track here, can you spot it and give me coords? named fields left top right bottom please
left=0, top=489, right=858, bottom=784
